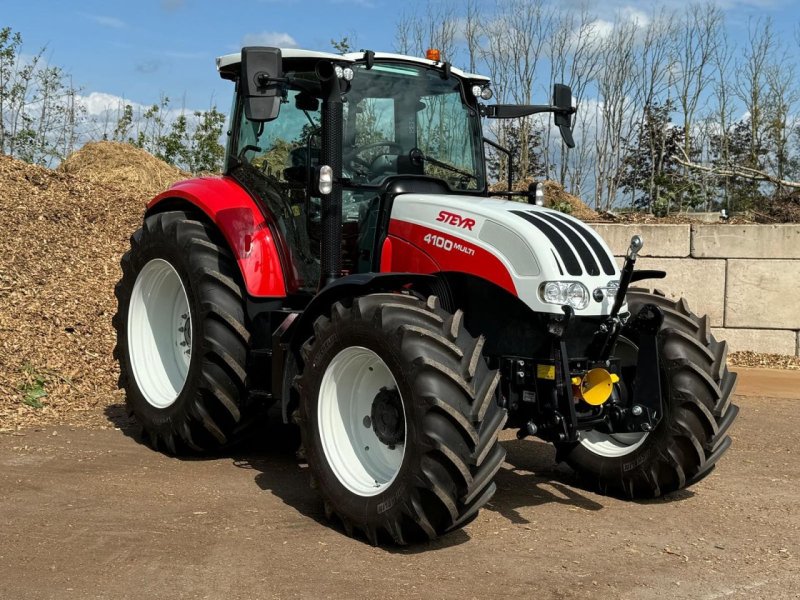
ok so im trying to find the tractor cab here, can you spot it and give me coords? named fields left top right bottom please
left=217, top=48, right=493, bottom=292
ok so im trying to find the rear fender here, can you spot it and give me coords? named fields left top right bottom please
left=147, top=176, right=287, bottom=297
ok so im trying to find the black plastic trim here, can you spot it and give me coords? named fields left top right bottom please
left=511, top=210, right=582, bottom=276
left=547, top=212, right=616, bottom=276
left=535, top=212, right=600, bottom=276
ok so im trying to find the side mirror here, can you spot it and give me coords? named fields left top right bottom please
left=241, top=47, right=284, bottom=122
left=552, top=84, right=575, bottom=148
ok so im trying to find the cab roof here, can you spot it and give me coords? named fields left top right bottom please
left=216, top=49, right=490, bottom=83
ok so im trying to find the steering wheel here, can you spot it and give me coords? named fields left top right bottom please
left=346, top=140, right=404, bottom=171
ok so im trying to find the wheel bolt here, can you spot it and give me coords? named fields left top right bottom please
left=363, top=416, right=371, bottom=428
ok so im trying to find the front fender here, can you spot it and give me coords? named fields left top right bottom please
left=147, top=176, right=287, bottom=297
left=283, top=272, right=439, bottom=354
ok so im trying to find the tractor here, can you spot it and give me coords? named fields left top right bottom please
left=113, top=47, right=739, bottom=545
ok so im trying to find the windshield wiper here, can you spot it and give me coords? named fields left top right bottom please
left=409, top=148, right=477, bottom=181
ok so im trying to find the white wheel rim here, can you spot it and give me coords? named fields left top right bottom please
left=318, top=346, right=406, bottom=497
left=579, top=336, right=648, bottom=457
left=579, top=429, right=648, bottom=457
left=127, top=258, right=192, bottom=409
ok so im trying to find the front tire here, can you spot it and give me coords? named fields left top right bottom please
left=113, top=210, right=250, bottom=454
left=295, top=293, right=507, bottom=545
left=560, top=289, right=739, bottom=498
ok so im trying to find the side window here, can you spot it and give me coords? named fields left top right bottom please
left=236, top=89, right=320, bottom=183
left=417, top=92, right=478, bottom=190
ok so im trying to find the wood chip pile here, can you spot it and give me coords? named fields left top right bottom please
left=0, top=143, right=186, bottom=431
left=490, top=177, right=599, bottom=221
left=1, top=145, right=797, bottom=432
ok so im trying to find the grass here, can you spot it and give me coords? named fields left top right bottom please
left=18, top=363, right=47, bottom=409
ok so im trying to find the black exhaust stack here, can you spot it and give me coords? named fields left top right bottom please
left=317, top=61, right=343, bottom=290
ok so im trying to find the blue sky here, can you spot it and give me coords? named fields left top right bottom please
left=4, top=0, right=799, bottom=115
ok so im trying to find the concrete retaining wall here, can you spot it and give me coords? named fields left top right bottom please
left=588, top=223, right=800, bottom=357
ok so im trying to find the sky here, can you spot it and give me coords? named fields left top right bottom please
left=4, top=0, right=800, bottom=118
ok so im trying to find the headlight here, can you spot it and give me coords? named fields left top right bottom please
left=567, top=283, right=589, bottom=309
left=540, top=281, right=590, bottom=310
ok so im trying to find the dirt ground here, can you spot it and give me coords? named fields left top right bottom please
left=1, top=369, right=798, bottom=600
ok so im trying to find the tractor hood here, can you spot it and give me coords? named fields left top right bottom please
left=388, top=194, right=623, bottom=317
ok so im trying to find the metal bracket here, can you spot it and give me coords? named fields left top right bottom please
left=625, top=303, right=664, bottom=433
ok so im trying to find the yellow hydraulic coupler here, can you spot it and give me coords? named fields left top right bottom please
left=570, top=368, right=620, bottom=406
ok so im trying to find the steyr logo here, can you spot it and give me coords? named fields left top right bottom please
left=436, top=210, right=476, bottom=230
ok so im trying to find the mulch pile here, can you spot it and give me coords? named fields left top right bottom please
left=58, top=141, right=188, bottom=198
left=0, top=142, right=186, bottom=431
left=1, top=148, right=797, bottom=432
left=728, top=351, right=800, bottom=371
left=490, top=177, right=599, bottom=221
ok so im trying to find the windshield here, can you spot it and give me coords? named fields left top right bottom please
left=342, top=62, right=485, bottom=191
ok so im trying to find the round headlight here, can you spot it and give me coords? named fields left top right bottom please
left=342, top=67, right=354, bottom=81
left=567, top=283, right=589, bottom=309
left=334, top=65, right=344, bottom=79
left=480, top=86, right=493, bottom=100
left=543, top=282, right=565, bottom=304
left=471, top=84, right=482, bottom=98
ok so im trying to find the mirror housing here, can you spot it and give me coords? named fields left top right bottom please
left=241, top=47, right=284, bottom=122
left=552, top=84, right=575, bottom=148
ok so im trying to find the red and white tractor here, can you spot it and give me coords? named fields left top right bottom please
left=114, top=47, right=738, bottom=545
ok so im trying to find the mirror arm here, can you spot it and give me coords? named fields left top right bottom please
left=483, top=104, right=576, bottom=119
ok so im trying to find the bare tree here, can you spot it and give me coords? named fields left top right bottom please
left=505, top=0, right=553, bottom=179
left=735, top=18, right=774, bottom=180
left=671, top=3, right=723, bottom=209
left=593, top=19, right=638, bottom=210
left=462, top=0, right=481, bottom=73
left=710, top=26, right=735, bottom=208
left=394, top=2, right=459, bottom=61
left=545, top=6, right=602, bottom=194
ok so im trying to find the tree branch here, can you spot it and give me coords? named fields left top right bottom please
left=672, top=145, right=800, bottom=189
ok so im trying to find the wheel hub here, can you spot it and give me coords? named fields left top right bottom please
left=370, top=387, right=405, bottom=448
left=179, top=312, right=191, bottom=350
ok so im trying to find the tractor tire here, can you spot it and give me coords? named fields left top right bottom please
left=113, top=210, right=250, bottom=454
left=558, top=289, right=739, bottom=498
left=295, top=293, right=507, bottom=545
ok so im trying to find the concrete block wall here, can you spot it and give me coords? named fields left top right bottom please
left=589, top=223, right=800, bottom=357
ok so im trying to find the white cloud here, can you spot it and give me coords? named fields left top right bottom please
left=75, top=91, right=214, bottom=145
left=241, top=31, right=298, bottom=48
left=77, top=92, right=144, bottom=117
left=83, top=14, right=127, bottom=29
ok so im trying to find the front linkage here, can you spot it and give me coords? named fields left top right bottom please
left=504, top=236, right=666, bottom=444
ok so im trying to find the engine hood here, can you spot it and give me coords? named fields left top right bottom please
left=388, top=194, right=623, bottom=316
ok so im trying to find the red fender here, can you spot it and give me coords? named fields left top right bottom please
left=147, top=176, right=288, bottom=297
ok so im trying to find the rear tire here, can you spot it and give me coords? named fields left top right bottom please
left=559, top=289, right=739, bottom=498
left=113, top=210, right=250, bottom=454
left=295, top=293, right=507, bottom=545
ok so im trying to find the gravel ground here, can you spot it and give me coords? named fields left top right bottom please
left=1, top=383, right=798, bottom=600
